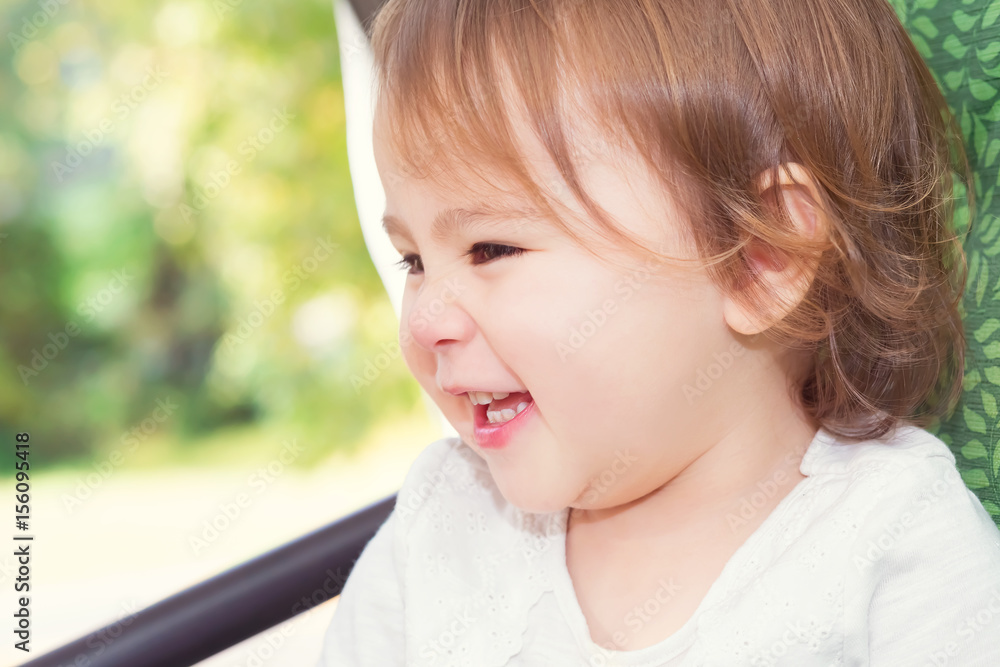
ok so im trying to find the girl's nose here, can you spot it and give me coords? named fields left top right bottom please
left=405, top=275, right=473, bottom=350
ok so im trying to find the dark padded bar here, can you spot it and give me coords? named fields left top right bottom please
left=20, top=494, right=396, bottom=667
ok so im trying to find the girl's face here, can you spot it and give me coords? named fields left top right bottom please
left=373, top=111, right=757, bottom=515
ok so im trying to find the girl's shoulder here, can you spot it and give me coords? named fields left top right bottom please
left=798, top=421, right=984, bottom=510
left=802, top=425, right=1000, bottom=660
left=801, top=421, right=959, bottom=478
left=795, top=423, right=999, bottom=571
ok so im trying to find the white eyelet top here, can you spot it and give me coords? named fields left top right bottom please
left=318, top=424, right=1000, bottom=666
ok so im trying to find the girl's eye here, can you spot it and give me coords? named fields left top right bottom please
left=392, top=243, right=525, bottom=276
left=465, top=242, right=526, bottom=265
left=392, top=254, right=422, bottom=275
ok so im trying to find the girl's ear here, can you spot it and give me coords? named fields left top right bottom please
left=723, top=162, right=829, bottom=336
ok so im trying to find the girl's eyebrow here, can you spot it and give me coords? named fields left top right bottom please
left=381, top=204, right=547, bottom=244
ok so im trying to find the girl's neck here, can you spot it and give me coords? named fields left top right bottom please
left=568, top=406, right=819, bottom=545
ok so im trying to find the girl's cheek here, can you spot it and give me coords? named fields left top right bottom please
left=400, top=327, right=432, bottom=379
left=397, top=306, right=430, bottom=380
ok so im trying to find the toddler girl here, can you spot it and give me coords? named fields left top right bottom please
left=321, top=0, right=1000, bottom=664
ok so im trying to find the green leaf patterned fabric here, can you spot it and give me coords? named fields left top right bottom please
left=891, top=0, right=1000, bottom=528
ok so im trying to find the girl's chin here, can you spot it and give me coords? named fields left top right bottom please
left=488, top=470, right=569, bottom=515
left=440, top=412, right=473, bottom=441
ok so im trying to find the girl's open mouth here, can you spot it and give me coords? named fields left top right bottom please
left=473, top=391, right=535, bottom=450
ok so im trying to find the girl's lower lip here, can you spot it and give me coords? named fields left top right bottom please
left=473, top=397, right=536, bottom=450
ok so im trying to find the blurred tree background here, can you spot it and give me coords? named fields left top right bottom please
left=0, top=0, right=421, bottom=472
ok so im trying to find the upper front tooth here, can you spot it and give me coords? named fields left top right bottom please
left=468, top=391, right=511, bottom=405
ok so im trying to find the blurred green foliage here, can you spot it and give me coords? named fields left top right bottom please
left=0, top=0, right=422, bottom=470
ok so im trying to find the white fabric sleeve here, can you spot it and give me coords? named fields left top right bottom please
left=316, top=508, right=406, bottom=667
left=866, top=457, right=1000, bottom=665
left=316, top=438, right=459, bottom=666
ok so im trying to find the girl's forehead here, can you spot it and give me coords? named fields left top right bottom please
left=381, top=136, right=635, bottom=216
left=374, top=80, right=632, bottom=186
left=373, top=89, right=680, bottom=255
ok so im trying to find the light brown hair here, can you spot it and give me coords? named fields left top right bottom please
left=368, top=0, right=974, bottom=442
